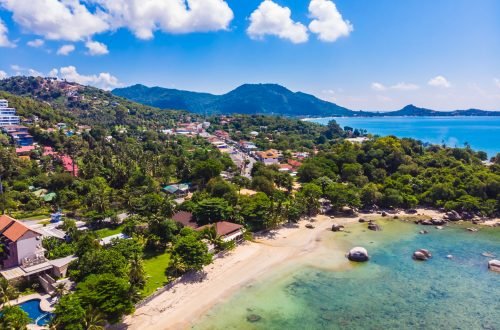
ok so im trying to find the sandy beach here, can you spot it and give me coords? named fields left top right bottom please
left=119, top=214, right=358, bottom=330
left=120, top=208, right=498, bottom=330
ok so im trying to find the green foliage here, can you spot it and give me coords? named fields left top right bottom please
left=169, top=233, right=211, bottom=274
left=76, top=273, right=134, bottom=324
left=51, top=294, right=86, bottom=330
left=0, top=306, right=31, bottom=330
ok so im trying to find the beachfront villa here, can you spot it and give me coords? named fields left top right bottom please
left=0, top=215, right=75, bottom=292
left=199, top=221, right=244, bottom=243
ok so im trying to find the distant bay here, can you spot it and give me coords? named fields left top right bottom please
left=306, top=116, right=500, bottom=157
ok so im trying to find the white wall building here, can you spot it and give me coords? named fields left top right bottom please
left=0, top=99, right=20, bottom=127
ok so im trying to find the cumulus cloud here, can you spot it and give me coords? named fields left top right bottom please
left=85, top=40, right=108, bottom=55
left=27, top=38, right=44, bottom=48
left=0, top=0, right=109, bottom=41
left=28, top=68, right=43, bottom=77
left=247, top=0, right=308, bottom=43
left=0, top=70, right=7, bottom=79
left=57, top=44, right=75, bottom=55
left=94, top=0, right=234, bottom=39
left=371, top=82, right=419, bottom=91
left=428, top=75, right=451, bottom=88
left=55, top=66, right=122, bottom=90
left=308, top=0, right=352, bottom=42
left=0, top=18, right=14, bottom=47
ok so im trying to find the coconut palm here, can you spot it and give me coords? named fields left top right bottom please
left=83, top=308, right=106, bottom=330
left=0, top=278, right=19, bottom=305
left=53, top=282, right=67, bottom=298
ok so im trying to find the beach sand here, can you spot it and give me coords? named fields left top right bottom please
left=119, top=214, right=359, bottom=330
left=120, top=208, right=497, bottom=330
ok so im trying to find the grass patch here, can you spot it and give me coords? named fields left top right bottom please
left=19, top=214, right=50, bottom=221
left=142, top=252, right=171, bottom=296
left=95, top=225, right=124, bottom=239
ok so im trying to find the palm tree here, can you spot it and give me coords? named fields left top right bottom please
left=0, top=277, right=19, bottom=305
left=83, top=308, right=106, bottom=330
left=53, top=282, right=67, bottom=298
left=129, top=254, right=146, bottom=292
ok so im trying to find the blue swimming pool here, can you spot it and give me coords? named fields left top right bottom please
left=18, top=299, right=53, bottom=325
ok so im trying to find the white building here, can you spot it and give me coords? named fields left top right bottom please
left=0, top=99, right=20, bottom=127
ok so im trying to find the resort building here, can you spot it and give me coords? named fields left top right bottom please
left=0, top=99, right=20, bottom=127
left=0, top=215, right=45, bottom=269
left=172, top=211, right=199, bottom=229
left=1, top=125, right=34, bottom=147
left=0, top=215, right=76, bottom=290
left=256, top=149, right=282, bottom=165
left=199, top=221, right=244, bottom=243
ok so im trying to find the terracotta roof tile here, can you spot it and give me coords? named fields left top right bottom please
left=214, top=221, right=243, bottom=237
left=172, top=211, right=199, bottom=229
left=0, top=215, right=14, bottom=231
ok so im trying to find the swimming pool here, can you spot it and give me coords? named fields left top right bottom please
left=18, top=299, right=53, bottom=325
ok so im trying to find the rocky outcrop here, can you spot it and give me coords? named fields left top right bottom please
left=488, top=260, right=500, bottom=273
left=444, top=210, right=461, bottom=221
left=358, top=218, right=366, bottom=223
left=419, top=230, right=428, bottom=234
left=331, top=224, right=344, bottom=232
left=347, top=247, right=369, bottom=262
left=367, top=221, right=381, bottom=231
left=413, top=249, right=432, bottom=261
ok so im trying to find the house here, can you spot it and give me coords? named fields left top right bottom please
left=42, top=147, right=79, bottom=177
left=99, top=233, right=129, bottom=246
left=256, top=149, right=282, bottom=165
left=287, top=159, right=303, bottom=171
left=0, top=215, right=45, bottom=269
left=279, top=164, right=293, bottom=172
left=172, top=211, right=199, bottom=229
left=214, top=130, right=230, bottom=140
left=200, top=221, right=244, bottom=243
left=15, top=145, right=35, bottom=157
left=239, top=141, right=258, bottom=152
left=163, top=183, right=190, bottom=196
left=2, top=125, right=34, bottom=147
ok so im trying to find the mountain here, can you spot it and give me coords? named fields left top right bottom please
left=113, top=84, right=500, bottom=117
left=113, top=83, right=360, bottom=117
left=384, top=104, right=500, bottom=117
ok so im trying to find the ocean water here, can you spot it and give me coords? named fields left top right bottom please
left=306, top=116, right=500, bottom=157
left=194, top=221, right=500, bottom=330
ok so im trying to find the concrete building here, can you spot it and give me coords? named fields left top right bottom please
left=0, top=99, right=20, bottom=127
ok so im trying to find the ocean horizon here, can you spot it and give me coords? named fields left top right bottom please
left=306, top=116, right=500, bottom=158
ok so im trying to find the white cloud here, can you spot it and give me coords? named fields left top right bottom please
left=0, top=70, right=7, bottom=79
left=57, top=44, right=75, bottom=56
left=28, top=68, right=43, bottom=77
left=428, top=75, right=451, bottom=88
left=48, top=68, right=58, bottom=77
left=94, top=0, right=234, bottom=39
left=247, top=0, right=308, bottom=43
left=391, top=82, right=420, bottom=91
left=55, top=66, right=121, bottom=90
left=308, top=0, right=352, bottom=42
left=494, top=78, right=500, bottom=89
left=0, top=0, right=109, bottom=41
left=371, top=82, right=387, bottom=91
left=0, top=18, right=15, bottom=47
left=27, top=38, right=44, bottom=48
left=85, top=40, right=108, bottom=55
left=10, top=64, right=22, bottom=71
left=371, top=81, right=419, bottom=91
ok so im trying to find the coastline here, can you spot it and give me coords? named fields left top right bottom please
left=119, top=208, right=496, bottom=330
left=119, top=214, right=358, bottom=330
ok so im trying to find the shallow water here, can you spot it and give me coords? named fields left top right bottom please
left=194, top=221, right=500, bottom=330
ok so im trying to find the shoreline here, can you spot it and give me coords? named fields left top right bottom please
left=120, top=209, right=498, bottom=330
left=119, top=215, right=357, bottom=330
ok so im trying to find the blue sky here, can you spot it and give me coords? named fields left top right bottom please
left=0, top=0, right=499, bottom=110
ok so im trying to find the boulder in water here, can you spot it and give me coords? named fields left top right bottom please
left=419, top=230, right=429, bottom=235
left=347, top=247, right=369, bottom=262
left=488, top=260, right=500, bottom=272
left=413, top=249, right=432, bottom=261
left=358, top=218, right=366, bottom=223
left=247, top=314, right=262, bottom=323
left=368, top=222, right=381, bottom=231
left=331, top=224, right=344, bottom=232
left=444, top=210, right=461, bottom=221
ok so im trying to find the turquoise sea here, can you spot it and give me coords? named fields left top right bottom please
left=306, top=116, right=500, bottom=157
left=194, top=221, right=499, bottom=329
